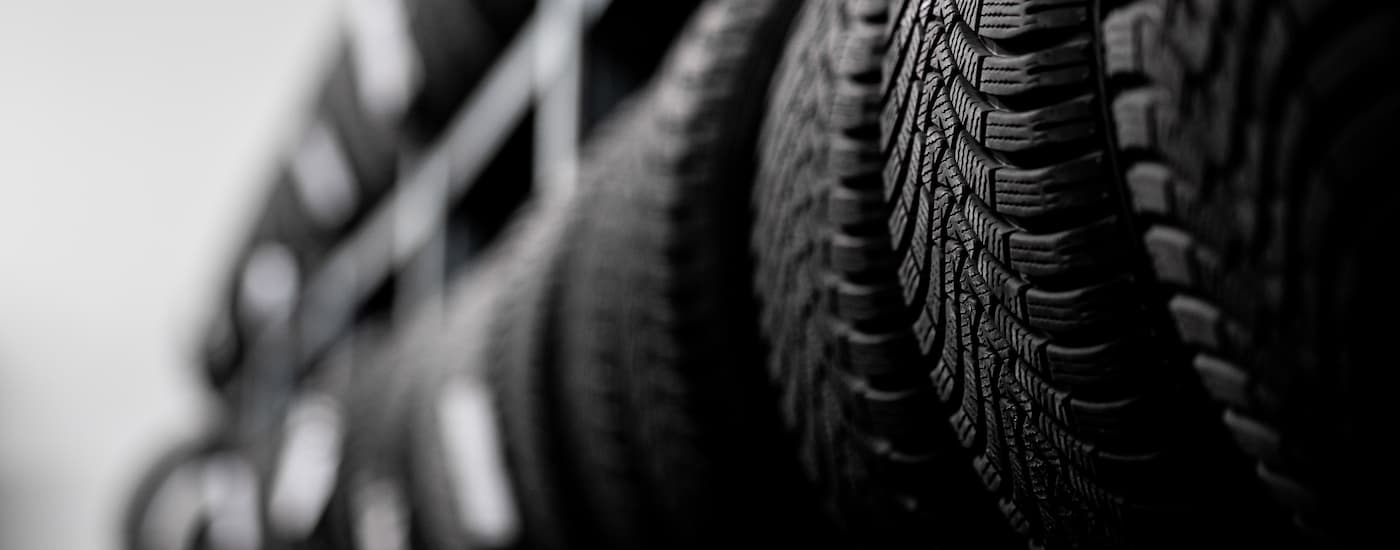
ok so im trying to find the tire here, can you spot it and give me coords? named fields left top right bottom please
left=550, top=0, right=825, bottom=548
left=1105, top=1, right=1400, bottom=545
left=752, top=1, right=1016, bottom=545
left=753, top=0, right=1285, bottom=547
left=404, top=217, right=545, bottom=550
left=484, top=197, right=581, bottom=550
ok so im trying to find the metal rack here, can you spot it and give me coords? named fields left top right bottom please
left=231, top=0, right=612, bottom=435
left=132, top=3, right=714, bottom=547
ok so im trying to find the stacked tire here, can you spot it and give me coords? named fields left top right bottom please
left=750, top=0, right=1396, bottom=547
left=129, top=1, right=1398, bottom=549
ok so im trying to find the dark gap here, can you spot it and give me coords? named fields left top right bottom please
left=445, top=111, right=536, bottom=275
left=582, top=0, right=706, bottom=134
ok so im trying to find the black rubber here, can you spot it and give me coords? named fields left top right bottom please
left=1105, top=0, right=1400, bottom=545
left=404, top=202, right=563, bottom=550
left=755, top=0, right=1288, bottom=547
left=485, top=197, right=581, bottom=550
left=318, top=197, right=571, bottom=550
left=753, top=1, right=1018, bottom=546
left=549, top=0, right=827, bottom=548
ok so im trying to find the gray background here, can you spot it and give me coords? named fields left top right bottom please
left=0, top=2, right=338, bottom=548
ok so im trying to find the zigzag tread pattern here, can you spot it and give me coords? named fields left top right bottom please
left=754, top=0, right=1015, bottom=546
left=875, top=0, right=1294, bottom=546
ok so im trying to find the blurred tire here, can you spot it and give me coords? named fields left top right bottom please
left=200, top=0, right=535, bottom=395
left=1105, top=0, right=1400, bottom=545
left=317, top=325, right=424, bottom=550
left=550, top=0, right=827, bottom=549
left=404, top=211, right=551, bottom=550
left=483, top=198, right=580, bottom=550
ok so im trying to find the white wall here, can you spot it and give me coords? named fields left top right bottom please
left=0, top=2, right=338, bottom=548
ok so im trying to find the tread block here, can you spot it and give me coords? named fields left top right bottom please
left=1008, top=215, right=1121, bottom=279
left=830, top=184, right=887, bottom=228
left=1223, top=409, right=1282, bottom=467
left=949, top=0, right=1089, bottom=41
left=1143, top=225, right=1197, bottom=286
left=984, top=95, right=1098, bottom=152
left=1256, top=462, right=1318, bottom=519
left=830, top=277, right=907, bottom=323
left=1110, top=87, right=1165, bottom=151
left=1167, top=295, right=1222, bottom=349
left=838, top=374, right=943, bottom=455
left=1124, top=162, right=1175, bottom=216
left=1024, top=277, right=1131, bottom=334
left=1101, top=0, right=1161, bottom=78
left=833, top=233, right=900, bottom=275
left=997, top=155, right=1107, bottom=222
left=980, top=39, right=1094, bottom=96
left=1044, top=338, right=1143, bottom=393
left=834, top=321, right=920, bottom=379
left=1192, top=353, right=1249, bottom=409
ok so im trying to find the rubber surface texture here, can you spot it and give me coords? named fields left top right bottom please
left=753, top=1, right=1016, bottom=546
left=486, top=195, right=583, bottom=550
left=756, top=0, right=1289, bottom=547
